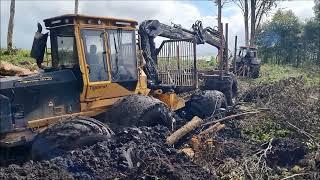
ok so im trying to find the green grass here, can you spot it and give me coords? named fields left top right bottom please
left=239, top=63, right=320, bottom=144
left=254, top=64, right=320, bottom=86
left=197, top=58, right=217, bottom=71
left=0, top=49, right=53, bottom=70
left=157, top=56, right=217, bottom=71
left=242, top=117, right=291, bottom=142
left=0, top=49, right=37, bottom=70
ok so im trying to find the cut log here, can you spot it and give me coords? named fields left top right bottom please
left=179, top=147, right=195, bottom=158
left=199, top=122, right=225, bottom=136
left=0, top=61, right=34, bottom=76
left=166, top=116, right=203, bottom=146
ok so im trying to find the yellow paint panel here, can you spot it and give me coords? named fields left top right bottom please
left=155, top=93, right=185, bottom=111
left=135, top=68, right=150, bottom=95
left=85, top=82, right=133, bottom=100
left=27, top=110, right=105, bottom=129
left=85, top=97, right=123, bottom=110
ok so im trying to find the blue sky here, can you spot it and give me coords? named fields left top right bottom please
left=190, top=0, right=215, bottom=16
left=0, top=0, right=316, bottom=56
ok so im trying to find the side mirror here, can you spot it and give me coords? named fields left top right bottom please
left=30, top=23, right=48, bottom=68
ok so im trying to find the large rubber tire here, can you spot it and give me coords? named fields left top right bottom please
left=230, top=73, right=238, bottom=98
left=184, top=90, right=227, bottom=120
left=104, top=95, right=173, bottom=128
left=228, top=73, right=238, bottom=105
left=200, top=73, right=237, bottom=106
left=250, top=65, right=260, bottom=78
left=31, top=116, right=113, bottom=160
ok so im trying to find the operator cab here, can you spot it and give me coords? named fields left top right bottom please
left=32, top=14, right=139, bottom=83
left=238, top=46, right=257, bottom=59
left=31, top=14, right=141, bottom=111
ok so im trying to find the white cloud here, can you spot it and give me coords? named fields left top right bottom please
left=277, top=1, right=315, bottom=21
left=0, top=0, right=315, bottom=56
left=1, top=1, right=75, bottom=49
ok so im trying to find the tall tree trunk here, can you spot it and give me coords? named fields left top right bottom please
left=250, top=0, right=256, bottom=46
left=315, top=0, right=320, bottom=20
left=7, top=0, right=15, bottom=52
left=217, top=0, right=224, bottom=77
left=317, top=41, right=320, bottom=65
left=244, top=0, right=249, bottom=46
left=75, top=0, right=79, bottom=14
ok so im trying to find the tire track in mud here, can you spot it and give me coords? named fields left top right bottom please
left=0, top=126, right=213, bottom=180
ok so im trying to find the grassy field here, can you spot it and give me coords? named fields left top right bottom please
left=1, top=49, right=319, bottom=86
left=247, top=63, right=320, bottom=87
left=237, top=63, right=320, bottom=143
left=196, top=56, right=217, bottom=70
left=0, top=49, right=38, bottom=70
left=155, top=56, right=217, bottom=71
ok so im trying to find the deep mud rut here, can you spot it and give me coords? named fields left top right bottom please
left=0, top=126, right=213, bottom=180
left=1, top=76, right=320, bottom=179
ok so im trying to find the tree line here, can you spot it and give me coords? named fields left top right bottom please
left=255, top=1, right=320, bottom=67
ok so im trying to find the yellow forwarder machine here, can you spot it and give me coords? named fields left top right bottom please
left=0, top=14, right=233, bottom=160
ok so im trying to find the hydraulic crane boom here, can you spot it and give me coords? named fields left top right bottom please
left=138, top=20, right=224, bottom=89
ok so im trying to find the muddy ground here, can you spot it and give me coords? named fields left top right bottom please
left=0, top=126, right=213, bottom=180
left=1, top=76, right=319, bottom=180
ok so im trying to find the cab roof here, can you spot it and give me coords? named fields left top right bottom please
left=43, top=14, right=138, bottom=28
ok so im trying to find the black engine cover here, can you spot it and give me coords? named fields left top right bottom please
left=0, top=69, right=81, bottom=132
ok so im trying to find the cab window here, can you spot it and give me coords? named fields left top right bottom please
left=81, top=29, right=109, bottom=82
left=108, top=29, right=137, bottom=82
left=57, top=36, right=77, bottom=66
left=51, top=27, right=78, bottom=68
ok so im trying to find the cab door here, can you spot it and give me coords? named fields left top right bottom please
left=80, top=28, right=136, bottom=104
left=80, top=29, right=111, bottom=101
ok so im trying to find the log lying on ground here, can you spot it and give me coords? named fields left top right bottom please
left=199, top=122, right=225, bottom=136
left=166, top=116, right=203, bottom=146
left=166, top=110, right=267, bottom=146
left=0, top=61, right=35, bottom=76
left=187, top=123, right=225, bottom=154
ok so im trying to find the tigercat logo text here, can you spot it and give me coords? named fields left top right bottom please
left=18, top=77, right=53, bottom=84
left=89, top=84, right=108, bottom=91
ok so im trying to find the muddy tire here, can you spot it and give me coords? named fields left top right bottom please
left=31, top=116, right=113, bottom=160
left=183, top=90, right=227, bottom=120
left=104, top=95, right=173, bottom=128
left=201, top=73, right=237, bottom=106
left=228, top=73, right=238, bottom=105
left=230, top=73, right=238, bottom=98
left=250, top=65, right=260, bottom=78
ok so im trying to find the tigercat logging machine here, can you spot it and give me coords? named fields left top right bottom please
left=0, top=14, right=237, bottom=160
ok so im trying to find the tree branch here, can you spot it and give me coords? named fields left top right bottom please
left=232, top=0, right=245, bottom=13
left=280, top=173, right=309, bottom=180
left=202, top=110, right=268, bottom=127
